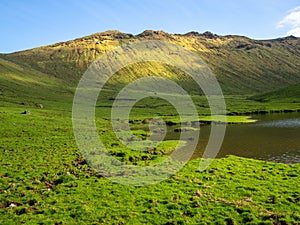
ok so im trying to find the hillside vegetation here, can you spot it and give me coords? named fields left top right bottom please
left=250, top=82, right=300, bottom=103
left=0, top=58, right=72, bottom=109
left=1, top=30, right=300, bottom=94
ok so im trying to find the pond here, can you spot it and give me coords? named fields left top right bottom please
left=166, top=112, right=300, bottom=164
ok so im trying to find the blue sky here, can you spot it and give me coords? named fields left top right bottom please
left=1, top=0, right=300, bottom=53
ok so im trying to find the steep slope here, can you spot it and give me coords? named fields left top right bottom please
left=1, top=30, right=300, bottom=94
left=0, top=57, right=72, bottom=108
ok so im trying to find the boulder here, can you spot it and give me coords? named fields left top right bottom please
left=21, top=110, right=31, bottom=114
left=36, top=104, right=44, bottom=109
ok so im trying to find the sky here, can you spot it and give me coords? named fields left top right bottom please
left=0, top=0, right=300, bottom=53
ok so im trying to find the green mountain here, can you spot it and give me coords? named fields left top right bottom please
left=1, top=30, right=300, bottom=95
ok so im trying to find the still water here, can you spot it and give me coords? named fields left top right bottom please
left=166, top=112, right=300, bottom=164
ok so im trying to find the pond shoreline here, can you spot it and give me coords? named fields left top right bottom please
left=227, top=108, right=300, bottom=115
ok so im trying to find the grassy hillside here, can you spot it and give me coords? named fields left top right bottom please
left=2, top=30, right=300, bottom=94
left=0, top=57, right=73, bottom=110
left=249, top=82, right=300, bottom=103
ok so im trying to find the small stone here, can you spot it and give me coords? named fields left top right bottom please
left=9, top=203, right=16, bottom=207
left=21, top=110, right=31, bottom=114
left=9, top=183, right=16, bottom=188
left=35, top=104, right=43, bottom=109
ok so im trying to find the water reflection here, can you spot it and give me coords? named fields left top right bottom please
left=256, top=117, right=300, bottom=128
left=167, top=112, right=300, bottom=164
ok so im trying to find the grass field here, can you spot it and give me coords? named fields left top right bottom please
left=1, top=86, right=300, bottom=224
left=1, top=106, right=299, bottom=224
left=1, top=49, right=300, bottom=224
left=249, top=83, right=300, bottom=103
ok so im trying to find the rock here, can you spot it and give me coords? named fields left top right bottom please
left=236, top=43, right=256, bottom=50
left=265, top=43, right=272, bottom=47
left=21, top=110, right=30, bottom=115
left=36, top=103, right=44, bottom=109
left=166, top=121, right=177, bottom=126
left=174, top=127, right=193, bottom=132
left=202, top=31, right=218, bottom=39
left=183, top=31, right=201, bottom=36
left=137, top=30, right=170, bottom=38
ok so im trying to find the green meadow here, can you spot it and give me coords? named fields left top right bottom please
left=1, top=105, right=300, bottom=224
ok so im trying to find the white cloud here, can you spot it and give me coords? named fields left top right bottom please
left=277, top=6, right=300, bottom=37
left=287, top=27, right=300, bottom=36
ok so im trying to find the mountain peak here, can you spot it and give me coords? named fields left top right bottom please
left=202, top=31, right=218, bottom=38
left=75, top=30, right=133, bottom=41
left=180, top=31, right=219, bottom=38
left=183, top=31, right=201, bottom=36
left=96, top=30, right=123, bottom=35
left=137, top=30, right=170, bottom=37
left=95, top=30, right=134, bottom=38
